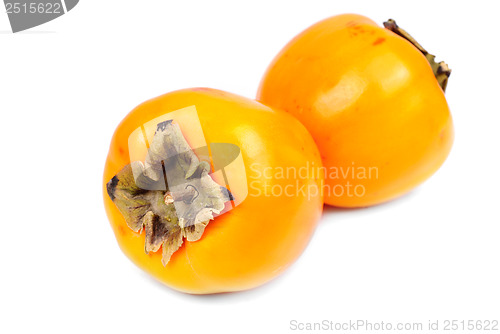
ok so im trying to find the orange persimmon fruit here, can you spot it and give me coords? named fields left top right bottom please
left=257, top=14, right=454, bottom=207
left=103, top=88, right=323, bottom=294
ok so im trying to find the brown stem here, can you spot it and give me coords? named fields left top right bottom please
left=383, top=19, right=451, bottom=92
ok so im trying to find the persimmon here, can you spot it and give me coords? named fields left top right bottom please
left=257, top=14, right=454, bottom=207
left=103, top=88, right=323, bottom=294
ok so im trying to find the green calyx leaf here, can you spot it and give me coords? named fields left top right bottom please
left=107, top=120, right=232, bottom=265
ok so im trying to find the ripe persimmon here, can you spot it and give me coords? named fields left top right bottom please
left=103, top=88, right=323, bottom=294
left=257, top=14, right=454, bottom=207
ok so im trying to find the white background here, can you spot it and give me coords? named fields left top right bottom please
left=1, top=1, right=499, bottom=333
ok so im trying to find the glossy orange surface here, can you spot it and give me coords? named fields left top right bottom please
left=103, top=88, right=323, bottom=294
left=258, top=14, right=454, bottom=207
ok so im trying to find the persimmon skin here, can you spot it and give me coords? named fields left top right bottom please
left=103, top=88, right=323, bottom=294
left=257, top=14, right=454, bottom=207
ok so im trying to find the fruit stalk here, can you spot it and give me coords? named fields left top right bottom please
left=384, top=19, right=451, bottom=91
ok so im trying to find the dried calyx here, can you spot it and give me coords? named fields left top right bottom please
left=384, top=19, right=451, bottom=92
left=107, top=120, right=232, bottom=266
